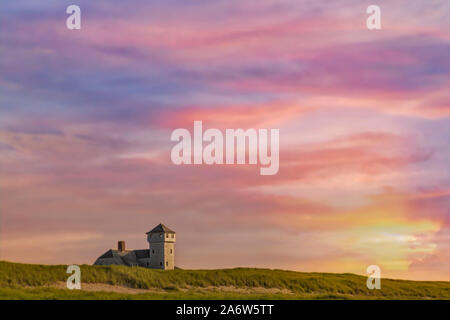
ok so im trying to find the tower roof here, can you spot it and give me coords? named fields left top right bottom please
left=146, top=223, right=175, bottom=234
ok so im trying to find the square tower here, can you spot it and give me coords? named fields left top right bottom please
left=146, top=223, right=176, bottom=270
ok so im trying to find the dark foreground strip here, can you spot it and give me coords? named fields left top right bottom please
left=0, top=300, right=447, bottom=318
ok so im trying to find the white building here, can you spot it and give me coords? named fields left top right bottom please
left=93, top=223, right=176, bottom=270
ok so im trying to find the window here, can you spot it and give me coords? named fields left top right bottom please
left=166, top=234, right=169, bottom=238
left=171, top=234, right=174, bottom=238
left=160, top=262, right=162, bottom=266
left=152, top=249, right=154, bottom=254
left=170, top=249, right=173, bottom=254
left=166, top=261, right=168, bottom=266
left=147, top=262, right=149, bottom=267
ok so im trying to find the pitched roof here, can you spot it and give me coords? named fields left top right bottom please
left=134, top=249, right=150, bottom=259
left=146, top=223, right=175, bottom=234
left=95, top=249, right=150, bottom=266
left=97, top=249, right=115, bottom=259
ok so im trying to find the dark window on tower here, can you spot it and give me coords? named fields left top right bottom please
left=160, top=262, right=162, bottom=266
left=166, top=261, right=168, bottom=266
left=152, top=249, right=155, bottom=254
left=170, top=249, right=173, bottom=254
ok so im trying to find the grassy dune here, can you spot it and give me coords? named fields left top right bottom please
left=0, top=261, right=449, bottom=300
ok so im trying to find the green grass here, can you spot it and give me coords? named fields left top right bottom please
left=0, top=261, right=449, bottom=300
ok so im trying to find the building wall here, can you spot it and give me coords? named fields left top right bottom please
left=148, top=232, right=176, bottom=270
left=94, top=254, right=151, bottom=267
left=149, top=242, right=165, bottom=269
left=164, top=242, right=175, bottom=269
left=137, top=258, right=151, bottom=268
left=94, top=258, right=120, bottom=266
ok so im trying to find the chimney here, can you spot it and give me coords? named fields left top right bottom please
left=118, top=240, right=125, bottom=252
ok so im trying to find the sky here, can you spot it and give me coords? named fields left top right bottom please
left=0, top=0, right=449, bottom=281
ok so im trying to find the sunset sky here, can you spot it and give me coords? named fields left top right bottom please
left=0, top=0, right=449, bottom=281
